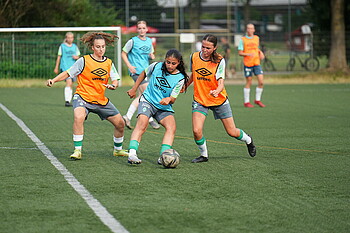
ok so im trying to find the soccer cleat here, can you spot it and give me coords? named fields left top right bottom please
left=128, top=155, right=142, bottom=164
left=70, top=149, right=82, bottom=160
left=65, top=101, right=72, bottom=107
left=122, top=115, right=133, bottom=129
left=254, top=100, right=266, bottom=108
left=157, top=157, right=162, bottom=165
left=149, top=120, right=160, bottom=129
left=246, top=136, right=256, bottom=157
left=191, top=156, right=208, bottom=163
left=244, top=102, right=254, bottom=108
left=113, top=149, right=129, bottom=157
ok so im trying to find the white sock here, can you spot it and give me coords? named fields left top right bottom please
left=126, top=104, right=137, bottom=120
left=113, top=136, right=123, bottom=150
left=241, top=132, right=252, bottom=144
left=198, top=141, right=208, bottom=157
left=73, top=134, right=83, bottom=150
left=244, top=88, right=250, bottom=103
left=149, top=117, right=156, bottom=123
left=129, top=149, right=137, bottom=157
left=64, top=86, right=73, bottom=102
left=256, top=87, right=263, bottom=101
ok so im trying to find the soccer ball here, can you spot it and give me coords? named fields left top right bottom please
left=160, top=149, right=180, bottom=168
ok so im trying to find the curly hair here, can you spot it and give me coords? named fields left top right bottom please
left=80, top=32, right=119, bottom=49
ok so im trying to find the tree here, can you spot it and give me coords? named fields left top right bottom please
left=308, top=0, right=349, bottom=70
left=328, top=0, right=348, bottom=71
left=0, top=0, right=122, bottom=27
left=0, top=0, right=33, bottom=27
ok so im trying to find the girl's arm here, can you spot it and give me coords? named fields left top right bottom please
left=259, top=49, right=265, bottom=60
left=238, top=50, right=254, bottom=57
left=181, top=73, right=193, bottom=93
left=121, top=51, right=137, bottom=74
left=159, top=96, right=176, bottom=105
left=54, top=55, right=61, bottom=74
left=161, top=79, right=184, bottom=105
left=47, top=71, right=69, bottom=87
left=127, top=71, right=147, bottom=98
left=209, top=78, right=225, bottom=97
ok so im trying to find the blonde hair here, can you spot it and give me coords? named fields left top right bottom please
left=80, top=32, right=119, bottom=49
left=63, top=32, right=74, bottom=43
left=137, top=20, right=147, bottom=26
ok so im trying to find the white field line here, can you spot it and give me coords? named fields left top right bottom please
left=0, top=147, right=39, bottom=150
left=0, top=103, right=129, bottom=233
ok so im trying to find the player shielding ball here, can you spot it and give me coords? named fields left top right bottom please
left=126, top=49, right=188, bottom=165
left=186, top=34, right=256, bottom=163
left=47, top=32, right=128, bottom=160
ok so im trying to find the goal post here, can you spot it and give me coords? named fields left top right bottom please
left=0, top=26, right=123, bottom=84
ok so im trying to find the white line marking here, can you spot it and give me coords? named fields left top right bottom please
left=0, top=147, right=39, bottom=150
left=0, top=103, right=129, bottom=233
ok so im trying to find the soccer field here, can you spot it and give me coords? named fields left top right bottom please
left=0, top=84, right=349, bottom=233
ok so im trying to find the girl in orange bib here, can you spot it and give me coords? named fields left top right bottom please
left=186, top=34, right=256, bottom=163
left=47, top=32, right=128, bottom=160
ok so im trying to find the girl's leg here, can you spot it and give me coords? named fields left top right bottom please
left=244, top=76, right=253, bottom=107
left=255, top=74, right=266, bottom=107
left=138, top=83, right=160, bottom=129
left=128, top=114, right=150, bottom=164
left=107, top=114, right=128, bottom=156
left=125, top=83, right=145, bottom=120
left=70, top=107, right=86, bottom=160
left=64, top=78, right=73, bottom=106
left=191, top=112, right=208, bottom=163
left=221, top=117, right=256, bottom=157
left=159, top=115, right=176, bottom=155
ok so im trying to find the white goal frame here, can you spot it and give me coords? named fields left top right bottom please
left=0, top=26, right=123, bottom=84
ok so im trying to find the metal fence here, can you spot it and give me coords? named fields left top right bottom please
left=0, top=30, right=344, bottom=80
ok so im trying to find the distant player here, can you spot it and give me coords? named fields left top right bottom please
left=53, top=32, right=80, bottom=107
left=238, top=23, right=266, bottom=108
left=186, top=34, right=256, bottom=163
left=121, top=20, right=160, bottom=130
left=47, top=32, right=128, bottom=160
left=126, top=49, right=188, bottom=165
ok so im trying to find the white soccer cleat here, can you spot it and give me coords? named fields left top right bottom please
left=149, top=120, right=160, bottom=129
left=128, top=154, right=142, bottom=164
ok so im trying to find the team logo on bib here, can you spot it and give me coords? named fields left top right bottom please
left=91, top=68, right=107, bottom=77
left=139, top=45, right=150, bottom=52
left=195, top=68, right=212, bottom=76
left=156, top=77, right=171, bottom=88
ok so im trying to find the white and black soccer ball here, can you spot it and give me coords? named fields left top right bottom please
left=160, top=149, right=180, bottom=168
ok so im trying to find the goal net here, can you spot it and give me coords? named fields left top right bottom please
left=0, top=27, right=122, bottom=80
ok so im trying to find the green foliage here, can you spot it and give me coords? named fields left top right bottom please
left=2, top=0, right=123, bottom=27
left=306, top=0, right=350, bottom=61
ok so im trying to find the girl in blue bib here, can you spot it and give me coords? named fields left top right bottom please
left=126, top=49, right=189, bottom=165
left=54, top=32, right=80, bottom=107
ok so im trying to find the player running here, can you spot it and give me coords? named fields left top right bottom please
left=186, top=34, right=256, bottom=163
left=121, top=20, right=160, bottom=130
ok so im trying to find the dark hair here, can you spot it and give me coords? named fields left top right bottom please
left=161, top=49, right=189, bottom=92
left=202, top=34, right=221, bottom=63
left=80, top=32, right=118, bottom=49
